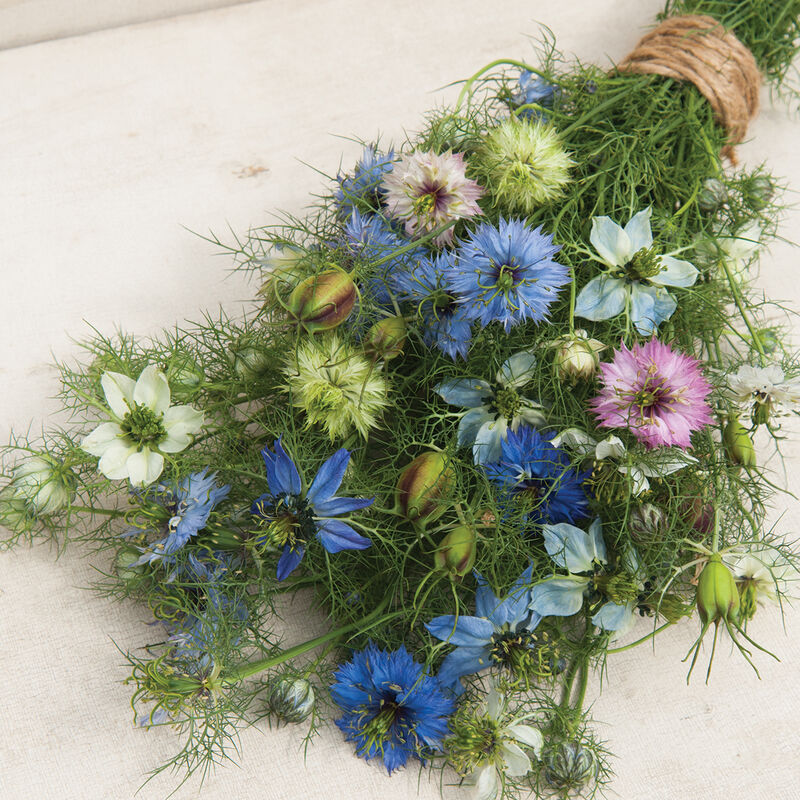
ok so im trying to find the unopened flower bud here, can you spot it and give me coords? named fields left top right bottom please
left=287, top=270, right=357, bottom=333
left=0, top=486, right=34, bottom=533
left=724, top=417, right=756, bottom=467
left=166, top=355, right=205, bottom=397
left=364, top=316, right=406, bottom=361
left=746, top=174, right=775, bottom=211
left=628, top=502, right=666, bottom=542
left=434, top=524, right=477, bottom=577
left=696, top=555, right=740, bottom=626
left=543, top=741, right=597, bottom=792
left=395, top=451, right=454, bottom=526
left=230, top=337, right=271, bottom=380
left=697, top=178, right=728, bottom=212
left=268, top=677, right=315, bottom=723
left=552, top=330, right=604, bottom=383
left=11, top=456, right=76, bottom=515
left=753, top=327, right=780, bottom=355
left=115, top=546, right=146, bottom=582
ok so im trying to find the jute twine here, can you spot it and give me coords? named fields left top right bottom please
left=618, top=15, right=761, bottom=156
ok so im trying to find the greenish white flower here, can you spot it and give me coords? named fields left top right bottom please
left=727, top=363, right=800, bottom=418
left=10, top=455, right=76, bottom=514
left=82, top=365, right=203, bottom=487
left=724, top=548, right=796, bottom=619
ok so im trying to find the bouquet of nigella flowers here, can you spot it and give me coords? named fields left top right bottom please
left=4, top=1, right=800, bottom=798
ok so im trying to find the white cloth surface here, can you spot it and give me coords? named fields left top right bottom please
left=1, top=1, right=799, bottom=798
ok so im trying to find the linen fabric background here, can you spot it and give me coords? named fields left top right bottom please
left=1, top=1, right=799, bottom=798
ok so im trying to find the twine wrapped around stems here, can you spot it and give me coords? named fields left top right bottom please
left=618, top=14, right=761, bottom=157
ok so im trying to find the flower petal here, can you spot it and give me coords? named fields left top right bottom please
left=458, top=407, right=493, bottom=448
left=590, top=215, right=631, bottom=267
left=276, top=546, right=305, bottom=581
left=594, top=435, right=626, bottom=461
left=313, top=496, right=373, bottom=516
left=497, top=351, right=537, bottom=388
left=101, top=372, right=135, bottom=418
left=160, top=405, right=204, bottom=452
left=592, top=600, right=635, bottom=632
left=424, top=615, right=494, bottom=647
left=307, top=448, right=349, bottom=505
left=501, top=741, right=532, bottom=778
left=574, top=275, right=627, bottom=321
left=507, top=723, right=543, bottom=756
left=82, top=422, right=124, bottom=457
left=435, top=378, right=492, bottom=408
left=96, top=440, right=138, bottom=480
left=315, top=518, right=371, bottom=553
left=436, top=645, right=491, bottom=695
left=529, top=576, right=588, bottom=617
left=630, top=283, right=676, bottom=335
left=542, top=522, right=597, bottom=573
left=473, top=765, right=499, bottom=800
left=261, top=438, right=302, bottom=496
left=655, top=255, right=699, bottom=288
left=623, top=207, right=654, bottom=252
left=133, top=365, right=171, bottom=414
left=126, top=449, right=164, bottom=487
left=473, top=418, right=506, bottom=465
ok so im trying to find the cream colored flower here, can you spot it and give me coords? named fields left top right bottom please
left=82, top=365, right=203, bottom=486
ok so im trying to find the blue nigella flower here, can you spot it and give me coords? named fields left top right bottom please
left=435, top=350, right=546, bottom=464
left=393, top=252, right=473, bottom=359
left=483, top=425, right=590, bottom=525
left=425, top=565, right=540, bottom=695
left=331, top=642, right=455, bottom=773
left=528, top=519, right=640, bottom=632
left=251, top=438, right=373, bottom=581
left=132, top=469, right=230, bottom=566
left=449, top=218, right=570, bottom=332
left=512, top=70, right=558, bottom=119
left=335, top=145, right=396, bottom=216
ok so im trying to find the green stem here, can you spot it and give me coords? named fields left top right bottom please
left=69, top=504, right=125, bottom=517
left=568, top=266, right=577, bottom=332
left=718, top=256, right=766, bottom=363
left=606, top=621, right=674, bottom=654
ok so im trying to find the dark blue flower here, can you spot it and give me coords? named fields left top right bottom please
left=425, top=565, right=539, bottom=695
left=336, top=145, right=396, bottom=216
left=512, top=71, right=558, bottom=119
left=483, top=425, right=590, bottom=525
left=393, top=252, right=473, bottom=359
left=251, top=438, right=373, bottom=581
left=132, top=469, right=230, bottom=566
left=331, top=643, right=455, bottom=773
left=449, top=218, right=569, bottom=332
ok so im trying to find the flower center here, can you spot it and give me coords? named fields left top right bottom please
left=492, top=386, right=522, bottom=423
left=495, top=261, right=518, bottom=292
left=254, top=494, right=316, bottom=550
left=628, top=364, right=672, bottom=416
left=358, top=697, right=406, bottom=756
left=424, top=288, right=456, bottom=319
left=120, top=404, right=167, bottom=447
left=593, top=573, right=639, bottom=605
left=623, top=246, right=663, bottom=281
left=490, top=627, right=560, bottom=681
left=413, top=191, right=437, bottom=220
left=446, top=714, right=502, bottom=775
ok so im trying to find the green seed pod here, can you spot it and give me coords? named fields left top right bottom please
left=723, top=417, right=756, bottom=467
left=395, top=451, right=454, bottom=525
left=268, top=677, right=315, bottom=723
left=746, top=174, right=775, bottom=211
left=230, top=336, right=271, bottom=380
left=697, top=178, right=728, bottom=212
left=287, top=270, right=357, bottom=333
left=364, top=316, right=407, bottom=361
left=0, top=486, right=34, bottom=533
left=115, top=546, right=146, bottom=582
left=434, top=524, right=477, bottom=577
left=696, top=555, right=740, bottom=626
left=543, top=741, right=598, bottom=792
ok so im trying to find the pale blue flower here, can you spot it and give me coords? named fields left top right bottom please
left=435, top=351, right=545, bottom=464
left=512, top=71, right=558, bottom=120
left=574, top=207, right=698, bottom=335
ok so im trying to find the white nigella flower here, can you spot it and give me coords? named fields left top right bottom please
left=713, top=221, right=761, bottom=276
left=724, top=548, right=796, bottom=619
left=435, top=351, right=546, bottom=464
left=10, top=455, right=76, bottom=515
left=727, top=363, right=800, bottom=417
left=552, top=428, right=696, bottom=496
left=82, top=365, right=203, bottom=486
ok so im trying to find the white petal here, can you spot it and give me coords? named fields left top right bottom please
left=497, top=351, right=537, bottom=388
left=507, top=723, right=543, bottom=757
left=501, top=741, right=532, bottom=778
left=485, top=685, right=502, bottom=721
left=126, top=449, right=164, bottom=487
left=623, top=207, right=654, bottom=252
left=516, top=403, right=546, bottom=428
left=551, top=428, right=596, bottom=457
left=97, top=441, right=138, bottom=480
left=82, top=422, right=125, bottom=457
left=473, top=418, right=505, bottom=465
left=101, top=372, right=135, bottom=418
left=595, top=435, right=626, bottom=461
left=617, top=464, right=649, bottom=496
left=590, top=215, right=631, bottom=267
left=133, top=365, right=171, bottom=414
left=654, top=255, right=699, bottom=288
left=160, top=405, right=204, bottom=452
left=473, top=766, right=499, bottom=800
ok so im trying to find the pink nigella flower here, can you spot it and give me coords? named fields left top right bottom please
left=590, top=339, right=713, bottom=449
left=382, top=150, right=483, bottom=246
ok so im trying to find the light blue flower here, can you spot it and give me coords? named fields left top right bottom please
left=574, top=207, right=698, bottom=335
left=529, top=519, right=639, bottom=632
left=512, top=71, right=558, bottom=119
left=425, top=565, right=540, bottom=694
left=435, top=351, right=545, bottom=464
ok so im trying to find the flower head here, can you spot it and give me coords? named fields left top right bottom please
left=435, top=351, right=546, bottom=464
left=591, top=339, right=713, bottom=449
left=472, top=118, right=572, bottom=214
left=382, top=149, right=484, bottom=246
left=727, top=363, right=800, bottom=422
left=82, top=365, right=204, bottom=486
left=724, top=548, right=796, bottom=620
left=9, top=455, right=76, bottom=515
left=483, top=425, right=589, bottom=525
left=574, top=207, right=699, bottom=335
left=285, top=334, right=389, bottom=440
left=335, top=145, right=396, bottom=215
left=450, top=218, right=569, bottom=332
left=512, top=71, right=558, bottom=120
left=393, top=252, right=473, bottom=359
left=251, top=438, right=372, bottom=580
left=331, top=643, right=455, bottom=773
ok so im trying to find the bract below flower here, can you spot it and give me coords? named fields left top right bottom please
left=82, top=365, right=204, bottom=487
left=436, top=351, right=546, bottom=464
left=575, top=207, right=699, bottom=335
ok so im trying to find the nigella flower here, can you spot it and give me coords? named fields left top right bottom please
left=591, top=339, right=713, bottom=450
left=331, top=643, right=455, bottom=773
left=393, top=252, right=473, bottom=359
left=512, top=70, right=558, bottom=120
left=251, top=438, right=372, bottom=580
left=483, top=425, right=589, bottom=525
left=131, top=469, right=231, bottom=566
left=450, top=218, right=569, bottom=332
left=82, top=365, right=204, bottom=486
left=435, top=351, right=546, bottom=464
left=382, top=149, right=484, bottom=246
left=727, top=363, right=800, bottom=419
left=335, top=145, right=396, bottom=215
left=574, top=207, right=699, bottom=335
left=425, top=565, right=541, bottom=695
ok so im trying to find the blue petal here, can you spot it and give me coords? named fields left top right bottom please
left=435, top=645, right=491, bottom=695
left=592, top=601, right=635, bottom=631
left=276, top=546, right=305, bottom=581
left=529, top=577, right=588, bottom=617
left=315, top=519, right=371, bottom=553
left=262, top=438, right=302, bottom=496
left=473, top=418, right=505, bottom=465
left=574, top=275, right=627, bottom=321
left=542, top=522, right=597, bottom=573
left=436, top=378, right=491, bottom=408
left=630, top=283, right=676, bottom=335
left=425, top=615, right=494, bottom=647
left=588, top=518, right=607, bottom=564
left=307, top=448, right=350, bottom=505
left=491, top=564, right=534, bottom=629
left=312, top=495, right=373, bottom=516
left=474, top=571, right=496, bottom=620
